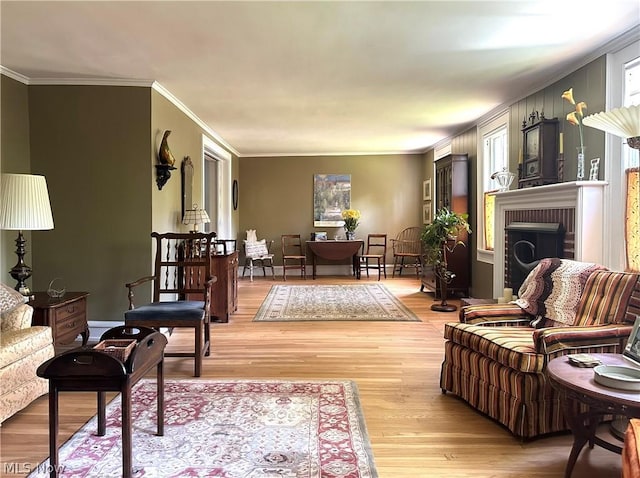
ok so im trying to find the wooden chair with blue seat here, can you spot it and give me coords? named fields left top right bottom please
left=124, top=231, right=217, bottom=377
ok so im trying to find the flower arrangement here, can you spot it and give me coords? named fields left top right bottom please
left=341, top=209, right=361, bottom=232
left=562, top=87, right=588, bottom=153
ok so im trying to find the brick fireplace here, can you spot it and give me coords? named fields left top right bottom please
left=492, top=181, right=607, bottom=298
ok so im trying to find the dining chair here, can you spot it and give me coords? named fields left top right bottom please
left=123, top=231, right=216, bottom=377
left=281, top=234, right=306, bottom=281
left=243, top=238, right=275, bottom=281
left=391, top=226, right=423, bottom=277
left=359, top=234, right=387, bottom=280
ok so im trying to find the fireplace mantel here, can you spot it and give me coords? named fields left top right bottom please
left=493, top=181, right=608, bottom=298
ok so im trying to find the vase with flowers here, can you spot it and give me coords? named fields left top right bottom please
left=562, top=87, right=588, bottom=180
left=341, top=209, right=361, bottom=240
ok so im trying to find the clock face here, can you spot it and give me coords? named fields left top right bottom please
left=526, top=160, right=539, bottom=177
left=525, top=128, right=539, bottom=161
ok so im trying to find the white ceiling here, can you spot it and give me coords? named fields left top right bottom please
left=2, top=1, right=639, bottom=157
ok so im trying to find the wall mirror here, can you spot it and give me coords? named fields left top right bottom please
left=181, top=156, right=193, bottom=219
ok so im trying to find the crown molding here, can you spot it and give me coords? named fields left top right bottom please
left=0, top=66, right=238, bottom=158
left=0, top=66, right=30, bottom=84
left=242, top=150, right=424, bottom=158
left=151, top=82, right=238, bottom=157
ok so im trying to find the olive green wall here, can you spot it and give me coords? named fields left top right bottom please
left=0, top=76, right=32, bottom=285
left=149, top=90, right=239, bottom=240
left=510, top=57, right=606, bottom=181
left=151, top=91, right=204, bottom=235
left=27, top=85, right=152, bottom=322
left=239, top=153, right=423, bottom=264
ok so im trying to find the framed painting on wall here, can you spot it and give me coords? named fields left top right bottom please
left=423, top=202, right=432, bottom=224
left=313, top=174, right=351, bottom=227
left=423, top=179, right=432, bottom=201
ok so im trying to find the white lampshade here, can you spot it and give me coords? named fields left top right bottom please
left=182, top=204, right=210, bottom=232
left=0, top=174, right=54, bottom=231
left=583, top=105, right=640, bottom=148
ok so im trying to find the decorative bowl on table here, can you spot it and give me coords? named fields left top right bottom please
left=593, top=364, right=640, bottom=391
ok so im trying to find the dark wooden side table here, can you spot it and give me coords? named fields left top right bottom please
left=305, top=240, right=364, bottom=279
left=37, top=326, right=167, bottom=478
left=30, top=292, right=90, bottom=346
left=547, top=353, right=640, bottom=478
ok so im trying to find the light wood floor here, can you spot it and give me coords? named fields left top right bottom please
left=0, top=275, right=624, bottom=477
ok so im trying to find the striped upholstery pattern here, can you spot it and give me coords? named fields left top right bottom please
left=574, top=270, right=640, bottom=326
left=460, top=303, right=532, bottom=326
left=441, top=268, right=640, bottom=438
left=444, top=323, right=542, bottom=373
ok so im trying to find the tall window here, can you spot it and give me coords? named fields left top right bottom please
left=477, top=110, right=509, bottom=263
left=623, top=58, right=639, bottom=271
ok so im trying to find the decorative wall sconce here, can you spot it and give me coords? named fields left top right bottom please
left=156, top=130, right=177, bottom=190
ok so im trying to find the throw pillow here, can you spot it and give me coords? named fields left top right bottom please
left=245, top=239, right=270, bottom=258
left=0, top=283, right=27, bottom=314
left=246, top=229, right=257, bottom=243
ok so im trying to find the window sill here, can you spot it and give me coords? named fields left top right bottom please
left=477, top=248, right=494, bottom=264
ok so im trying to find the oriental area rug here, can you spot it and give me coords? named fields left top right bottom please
left=29, top=379, right=378, bottom=478
left=253, top=284, right=420, bottom=322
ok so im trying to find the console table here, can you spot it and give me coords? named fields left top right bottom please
left=30, top=291, right=89, bottom=346
left=37, top=326, right=167, bottom=478
left=547, top=353, right=640, bottom=478
left=305, top=240, right=364, bottom=279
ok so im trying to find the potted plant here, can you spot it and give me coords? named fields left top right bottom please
left=421, top=208, right=471, bottom=312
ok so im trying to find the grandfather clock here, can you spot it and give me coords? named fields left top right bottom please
left=519, top=111, right=559, bottom=188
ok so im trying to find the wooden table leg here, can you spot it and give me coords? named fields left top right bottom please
left=157, top=360, right=164, bottom=436
left=312, top=253, right=317, bottom=279
left=97, top=391, right=106, bottom=436
left=560, top=397, right=591, bottom=478
left=48, top=384, right=59, bottom=478
left=121, top=384, right=132, bottom=478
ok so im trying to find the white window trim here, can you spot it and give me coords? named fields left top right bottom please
left=203, top=135, right=232, bottom=239
left=476, top=109, right=510, bottom=264
left=603, top=40, right=639, bottom=271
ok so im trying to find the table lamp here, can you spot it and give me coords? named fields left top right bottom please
left=0, top=174, right=54, bottom=295
left=182, top=204, right=210, bottom=233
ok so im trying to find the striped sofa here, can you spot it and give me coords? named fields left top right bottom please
left=440, top=268, right=640, bottom=439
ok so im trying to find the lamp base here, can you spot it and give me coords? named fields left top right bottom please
left=9, top=231, right=33, bottom=296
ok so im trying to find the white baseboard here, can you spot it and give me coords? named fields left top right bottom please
left=240, top=264, right=390, bottom=278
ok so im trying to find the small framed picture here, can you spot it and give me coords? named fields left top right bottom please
left=423, top=202, right=432, bottom=224
left=624, top=317, right=640, bottom=366
left=423, top=179, right=432, bottom=201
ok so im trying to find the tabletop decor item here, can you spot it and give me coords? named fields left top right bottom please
left=341, top=208, right=361, bottom=240
left=562, top=88, right=588, bottom=180
left=156, top=130, right=177, bottom=190
left=46, top=278, right=66, bottom=299
left=491, top=167, right=516, bottom=192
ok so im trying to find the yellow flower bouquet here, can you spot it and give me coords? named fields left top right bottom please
left=341, top=209, right=361, bottom=233
left=562, top=87, right=588, bottom=153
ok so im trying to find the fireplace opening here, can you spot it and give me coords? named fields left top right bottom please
left=505, top=222, right=564, bottom=293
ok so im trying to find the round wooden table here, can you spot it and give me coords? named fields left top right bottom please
left=547, top=353, right=640, bottom=478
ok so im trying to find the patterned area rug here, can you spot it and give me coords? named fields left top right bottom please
left=253, top=284, right=420, bottom=322
left=29, top=379, right=377, bottom=478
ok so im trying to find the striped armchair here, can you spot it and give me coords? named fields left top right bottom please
left=440, top=267, right=640, bottom=439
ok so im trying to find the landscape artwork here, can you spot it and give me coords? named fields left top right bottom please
left=313, top=174, right=351, bottom=227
